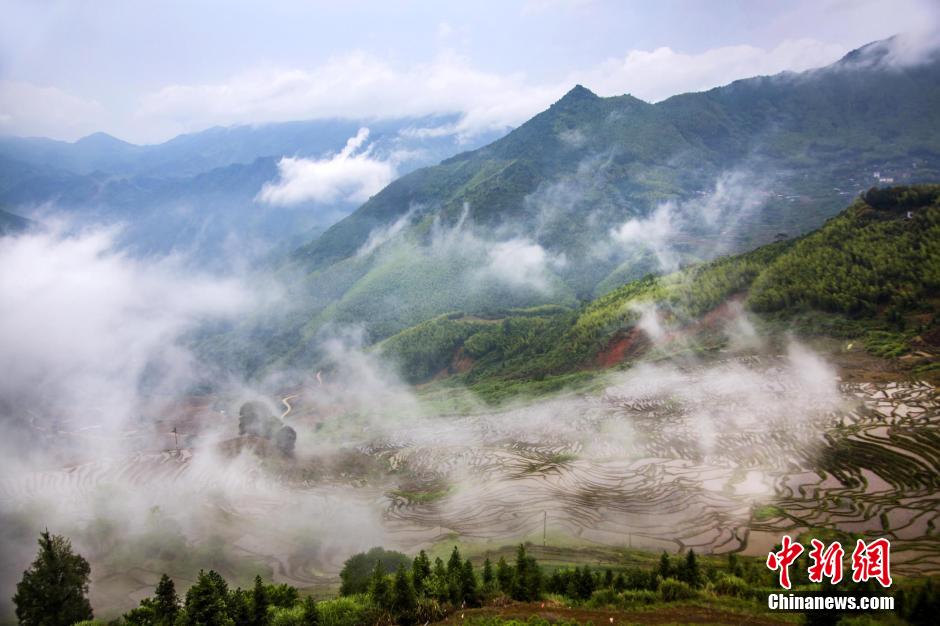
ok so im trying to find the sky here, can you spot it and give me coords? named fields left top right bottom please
left=1, top=0, right=939, bottom=144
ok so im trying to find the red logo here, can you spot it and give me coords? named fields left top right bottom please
left=807, top=539, right=844, bottom=584
left=851, top=538, right=892, bottom=588
left=766, top=537, right=892, bottom=588
left=766, top=535, right=804, bottom=589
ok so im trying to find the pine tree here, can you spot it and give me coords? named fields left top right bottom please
left=495, top=556, right=514, bottom=594
left=180, top=570, right=234, bottom=626
left=603, top=568, right=614, bottom=589
left=301, top=596, right=320, bottom=626
left=250, top=575, right=269, bottom=626
left=684, top=549, right=701, bottom=588
left=369, top=560, right=391, bottom=610
left=481, top=558, right=494, bottom=592
left=447, top=546, right=462, bottom=576
left=460, top=559, right=478, bottom=606
left=13, top=531, right=94, bottom=626
left=411, top=550, right=431, bottom=594
left=391, top=563, right=417, bottom=622
left=227, top=588, right=250, bottom=626
left=658, top=551, right=672, bottom=580
left=154, top=574, right=180, bottom=625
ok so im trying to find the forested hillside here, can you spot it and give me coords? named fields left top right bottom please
left=245, top=36, right=940, bottom=374
left=378, top=185, right=940, bottom=395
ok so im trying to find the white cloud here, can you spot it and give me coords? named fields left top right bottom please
left=0, top=222, right=250, bottom=440
left=139, top=52, right=560, bottom=141
left=0, top=80, right=105, bottom=140
left=583, top=39, right=848, bottom=103
left=483, top=237, right=562, bottom=292
left=133, top=40, right=853, bottom=142
left=257, top=128, right=396, bottom=206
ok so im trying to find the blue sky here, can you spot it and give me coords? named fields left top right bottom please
left=1, top=0, right=938, bottom=143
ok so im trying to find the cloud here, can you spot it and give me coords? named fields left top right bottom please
left=0, top=80, right=105, bottom=140
left=583, top=39, right=848, bottom=103
left=128, top=38, right=856, bottom=145
left=138, top=52, right=561, bottom=141
left=0, top=222, right=251, bottom=450
left=483, top=237, right=564, bottom=292
left=257, top=128, right=397, bottom=206
left=610, top=169, right=773, bottom=272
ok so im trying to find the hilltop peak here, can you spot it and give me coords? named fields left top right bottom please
left=74, top=131, right=133, bottom=147
left=555, top=84, right=599, bottom=106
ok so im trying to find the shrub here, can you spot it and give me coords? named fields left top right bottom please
left=713, top=574, right=749, bottom=598
left=659, top=577, right=697, bottom=602
left=316, top=596, right=370, bottom=626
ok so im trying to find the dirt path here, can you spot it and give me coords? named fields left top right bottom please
left=433, top=602, right=792, bottom=625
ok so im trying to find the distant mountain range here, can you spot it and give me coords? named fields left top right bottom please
left=0, top=116, right=506, bottom=263
left=231, top=36, right=940, bottom=374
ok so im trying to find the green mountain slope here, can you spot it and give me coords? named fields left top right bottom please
left=270, top=37, right=940, bottom=366
left=378, top=185, right=940, bottom=395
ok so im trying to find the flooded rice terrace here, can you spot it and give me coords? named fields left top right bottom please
left=1, top=349, right=939, bottom=609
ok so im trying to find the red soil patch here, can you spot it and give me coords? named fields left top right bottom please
left=595, top=327, right=650, bottom=368
left=593, top=296, right=746, bottom=369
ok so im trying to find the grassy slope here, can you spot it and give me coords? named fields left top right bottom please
left=379, top=186, right=940, bottom=396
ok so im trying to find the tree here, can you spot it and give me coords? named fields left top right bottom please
left=411, top=550, right=431, bottom=594
left=682, top=549, right=702, bottom=588
left=495, top=556, right=514, bottom=594
left=369, top=560, right=391, bottom=610
left=511, top=544, right=542, bottom=602
left=274, top=426, right=296, bottom=456
left=481, top=558, right=494, bottom=592
left=227, top=588, right=250, bottom=626
left=13, top=530, right=93, bottom=626
left=301, top=596, right=320, bottom=626
left=446, top=546, right=462, bottom=576
left=339, top=547, right=410, bottom=595
left=180, top=570, right=234, bottom=626
left=238, top=402, right=264, bottom=436
left=250, top=576, right=269, bottom=626
left=391, top=563, right=417, bottom=622
left=154, top=574, right=180, bottom=625
left=658, top=551, right=672, bottom=580
left=460, top=560, right=479, bottom=606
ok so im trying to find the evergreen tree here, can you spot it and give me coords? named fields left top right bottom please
left=13, top=531, right=94, bottom=626
left=180, top=570, right=235, bottom=626
left=495, top=556, right=514, bottom=594
left=154, top=574, right=180, bottom=625
left=658, top=551, right=671, bottom=580
left=300, top=596, right=320, bottom=626
left=460, top=559, right=478, bottom=606
left=511, top=544, right=542, bottom=601
left=411, top=550, right=431, bottom=594
left=447, top=546, right=462, bottom=576
left=250, top=575, right=269, bottom=626
left=684, top=549, right=701, bottom=588
left=481, top=558, right=494, bottom=592
left=369, top=560, right=391, bottom=610
left=603, top=568, right=614, bottom=589
left=227, top=588, right=250, bottom=626
left=391, top=563, right=417, bottom=622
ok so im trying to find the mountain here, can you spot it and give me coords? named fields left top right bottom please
left=377, top=185, right=940, bottom=395
left=249, top=36, right=940, bottom=371
left=0, top=117, right=507, bottom=262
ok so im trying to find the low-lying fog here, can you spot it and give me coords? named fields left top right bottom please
left=1, top=210, right=934, bottom=617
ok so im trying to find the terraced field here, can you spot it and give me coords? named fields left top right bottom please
left=375, top=356, right=940, bottom=576
left=1, top=351, right=937, bottom=613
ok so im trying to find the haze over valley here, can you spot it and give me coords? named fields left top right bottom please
left=2, top=3, right=940, bottom=624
